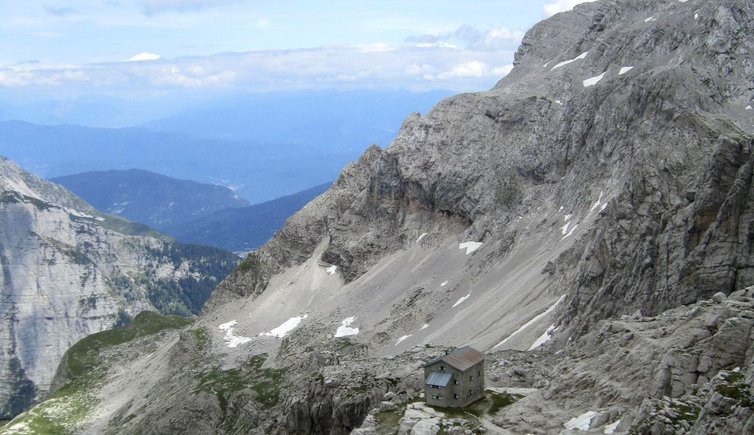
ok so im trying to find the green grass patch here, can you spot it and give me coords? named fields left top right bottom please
left=716, top=372, right=753, bottom=408
left=0, top=411, right=66, bottom=435
left=61, top=311, right=192, bottom=385
left=6, top=311, right=195, bottom=434
left=374, top=408, right=403, bottom=434
left=487, top=390, right=522, bottom=415
left=236, top=254, right=259, bottom=273
left=425, top=390, right=522, bottom=421
left=193, top=353, right=287, bottom=415
left=373, top=398, right=423, bottom=434
left=670, top=402, right=701, bottom=423
left=190, top=327, right=210, bottom=352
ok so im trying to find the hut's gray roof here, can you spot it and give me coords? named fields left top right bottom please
left=425, top=371, right=452, bottom=387
left=426, top=346, right=484, bottom=371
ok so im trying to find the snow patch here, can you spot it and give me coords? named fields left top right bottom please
left=459, top=241, right=483, bottom=255
left=564, top=214, right=572, bottom=221
left=590, top=191, right=606, bottom=212
left=326, top=265, right=338, bottom=275
left=219, top=320, right=252, bottom=348
left=225, top=334, right=252, bottom=348
left=746, top=105, right=752, bottom=110
left=583, top=72, right=606, bottom=87
left=262, top=315, right=308, bottom=338
left=420, top=324, right=429, bottom=330
left=555, top=100, right=563, bottom=105
left=494, top=295, right=566, bottom=348
left=452, top=293, right=471, bottom=308
left=1, top=176, right=42, bottom=201
left=619, top=66, right=634, bottom=75
left=694, top=12, right=699, bottom=20
left=334, top=316, right=359, bottom=337
left=529, top=324, right=556, bottom=350
left=562, top=224, right=579, bottom=239
left=395, top=335, right=412, bottom=345
left=564, top=410, right=597, bottom=431
left=551, top=51, right=589, bottom=70
left=644, top=16, right=655, bottom=22
left=440, top=281, right=448, bottom=287
left=219, top=320, right=237, bottom=330
left=604, top=420, right=621, bottom=434
left=416, top=232, right=428, bottom=243
left=561, top=221, right=571, bottom=235
left=65, top=207, right=98, bottom=220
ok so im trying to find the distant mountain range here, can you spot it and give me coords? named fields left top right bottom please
left=53, top=168, right=329, bottom=252
left=0, top=94, right=192, bottom=129
left=0, top=120, right=343, bottom=203
left=0, top=90, right=450, bottom=204
left=163, top=182, right=331, bottom=252
left=52, top=169, right=250, bottom=232
left=144, top=90, right=453, bottom=148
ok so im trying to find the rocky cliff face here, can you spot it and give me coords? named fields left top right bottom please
left=4, top=0, right=754, bottom=433
left=212, top=0, right=754, bottom=334
left=0, top=157, right=239, bottom=419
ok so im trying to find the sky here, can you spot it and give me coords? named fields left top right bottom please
left=0, top=0, right=598, bottom=98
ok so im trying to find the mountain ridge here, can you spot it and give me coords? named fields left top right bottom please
left=164, top=182, right=332, bottom=252
left=0, top=157, right=239, bottom=419
left=52, top=169, right=250, bottom=232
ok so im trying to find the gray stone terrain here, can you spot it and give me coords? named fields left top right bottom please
left=2, top=0, right=754, bottom=433
left=0, top=158, right=238, bottom=420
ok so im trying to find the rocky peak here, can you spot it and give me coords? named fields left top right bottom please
left=0, top=157, right=238, bottom=419
left=213, top=0, right=754, bottom=338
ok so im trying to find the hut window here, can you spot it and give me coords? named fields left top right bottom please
left=439, top=366, right=445, bottom=371
left=454, top=394, right=459, bottom=399
left=454, top=379, right=459, bottom=385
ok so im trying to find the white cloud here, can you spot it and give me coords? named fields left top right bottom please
left=446, top=61, right=487, bottom=78
left=356, top=43, right=396, bottom=53
left=0, top=43, right=518, bottom=93
left=435, top=61, right=513, bottom=80
left=409, top=25, right=524, bottom=51
left=493, top=64, right=514, bottom=76
left=543, top=0, right=600, bottom=17
left=139, top=0, right=238, bottom=15
left=43, top=6, right=78, bottom=17
left=255, top=17, right=270, bottom=29
left=129, top=52, right=161, bottom=61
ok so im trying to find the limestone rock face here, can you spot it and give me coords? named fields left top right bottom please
left=211, top=0, right=754, bottom=336
left=0, top=157, right=238, bottom=418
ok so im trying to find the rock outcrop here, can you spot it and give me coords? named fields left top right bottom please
left=212, top=0, right=754, bottom=337
left=0, top=157, right=238, bottom=419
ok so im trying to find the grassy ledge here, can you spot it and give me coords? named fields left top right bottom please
left=0, top=312, right=192, bottom=435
